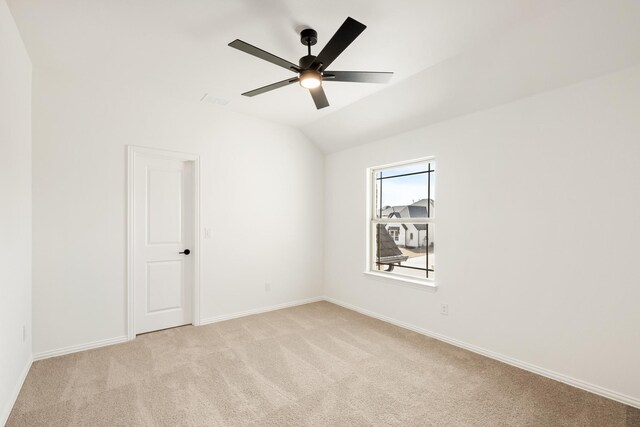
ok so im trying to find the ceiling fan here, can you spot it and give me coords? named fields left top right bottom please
left=228, top=17, right=393, bottom=110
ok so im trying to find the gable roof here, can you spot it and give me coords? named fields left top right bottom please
left=406, top=205, right=427, bottom=218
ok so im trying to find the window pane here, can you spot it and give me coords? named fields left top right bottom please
left=374, top=223, right=435, bottom=280
left=375, top=161, right=435, bottom=219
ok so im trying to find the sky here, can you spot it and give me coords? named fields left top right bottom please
left=376, top=161, right=436, bottom=207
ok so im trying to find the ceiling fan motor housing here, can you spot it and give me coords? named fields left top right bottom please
left=299, top=54, right=317, bottom=70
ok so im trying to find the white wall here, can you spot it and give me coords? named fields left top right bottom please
left=0, top=0, right=32, bottom=424
left=324, top=65, right=640, bottom=405
left=31, top=69, right=324, bottom=356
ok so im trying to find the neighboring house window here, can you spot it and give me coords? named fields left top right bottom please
left=368, top=158, right=435, bottom=282
left=388, top=226, right=400, bottom=241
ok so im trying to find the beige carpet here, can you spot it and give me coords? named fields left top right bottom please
left=7, top=301, right=640, bottom=426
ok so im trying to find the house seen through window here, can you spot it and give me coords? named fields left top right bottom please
left=369, top=158, right=435, bottom=281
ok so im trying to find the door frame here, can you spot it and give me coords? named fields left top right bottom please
left=126, top=145, right=201, bottom=340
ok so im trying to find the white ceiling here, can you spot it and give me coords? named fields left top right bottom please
left=7, top=1, right=557, bottom=120
left=302, top=0, right=640, bottom=152
left=7, top=0, right=640, bottom=152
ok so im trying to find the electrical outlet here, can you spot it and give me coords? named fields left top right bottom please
left=265, top=282, right=271, bottom=292
left=440, top=303, right=449, bottom=316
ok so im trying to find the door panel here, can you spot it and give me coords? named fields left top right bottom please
left=147, top=168, right=182, bottom=244
left=147, top=261, right=183, bottom=313
left=134, top=155, right=193, bottom=334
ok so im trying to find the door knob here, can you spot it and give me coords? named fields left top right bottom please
left=179, top=249, right=191, bottom=255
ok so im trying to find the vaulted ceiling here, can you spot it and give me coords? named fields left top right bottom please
left=7, top=0, right=640, bottom=152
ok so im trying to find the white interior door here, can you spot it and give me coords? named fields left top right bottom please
left=133, top=154, right=194, bottom=334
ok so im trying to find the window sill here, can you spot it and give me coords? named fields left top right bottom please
left=363, top=271, right=438, bottom=291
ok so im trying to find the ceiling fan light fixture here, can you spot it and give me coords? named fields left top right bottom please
left=299, top=70, right=322, bottom=89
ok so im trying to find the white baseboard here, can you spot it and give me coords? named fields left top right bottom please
left=33, top=336, right=129, bottom=361
left=199, top=296, right=324, bottom=325
left=24, top=295, right=638, bottom=410
left=323, top=296, right=640, bottom=410
left=1, top=355, right=33, bottom=427
left=31, top=297, right=326, bottom=362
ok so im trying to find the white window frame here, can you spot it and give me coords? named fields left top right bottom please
left=364, top=156, right=437, bottom=289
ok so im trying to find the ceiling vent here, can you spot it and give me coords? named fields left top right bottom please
left=200, top=93, right=230, bottom=106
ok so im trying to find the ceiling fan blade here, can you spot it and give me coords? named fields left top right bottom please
left=312, top=17, right=366, bottom=71
left=309, top=86, right=329, bottom=109
left=229, top=39, right=301, bottom=73
left=323, top=71, right=393, bottom=83
left=242, top=78, right=299, bottom=97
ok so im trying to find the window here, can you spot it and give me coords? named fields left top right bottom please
left=388, top=226, right=400, bottom=241
left=368, top=158, right=435, bottom=283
